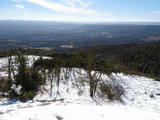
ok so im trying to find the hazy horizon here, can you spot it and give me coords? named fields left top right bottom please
left=1, top=19, right=160, bottom=25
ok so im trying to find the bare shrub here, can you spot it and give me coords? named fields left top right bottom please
left=97, top=81, right=125, bottom=102
left=0, top=77, right=10, bottom=95
left=56, top=115, right=63, bottom=120
left=78, top=88, right=84, bottom=96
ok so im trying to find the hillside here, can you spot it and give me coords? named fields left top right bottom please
left=0, top=56, right=160, bottom=120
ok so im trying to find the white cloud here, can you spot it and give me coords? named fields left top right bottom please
left=65, top=1, right=77, bottom=8
left=16, top=4, right=25, bottom=9
left=65, top=0, right=92, bottom=8
left=26, top=0, right=112, bottom=17
left=76, top=0, right=91, bottom=8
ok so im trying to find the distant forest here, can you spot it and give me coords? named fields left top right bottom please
left=92, top=43, right=160, bottom=80
left=1, top=20, right=160, bottom=49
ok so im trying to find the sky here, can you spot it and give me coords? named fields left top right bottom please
left=1, top=0, right=160, bottom=22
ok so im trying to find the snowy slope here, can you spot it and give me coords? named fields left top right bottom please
left=113, top=73, right=160, bottom=111
left=0, top=56, right=160, bottom=120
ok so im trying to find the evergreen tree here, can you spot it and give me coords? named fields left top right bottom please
left=14, top=53, right=43, bottom=101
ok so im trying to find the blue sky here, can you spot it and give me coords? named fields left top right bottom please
left=1, top=0, right=160, bottom=22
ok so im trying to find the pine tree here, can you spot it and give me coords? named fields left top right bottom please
left=14, top=53, right=43, bottom=101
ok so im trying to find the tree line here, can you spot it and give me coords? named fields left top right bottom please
left=0, top=42, right=160, bottom=102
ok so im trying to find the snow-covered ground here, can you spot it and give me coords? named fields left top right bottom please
left=0, top=56, right=160, bottom=120
left=1, top=101, right=160, bottom=120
